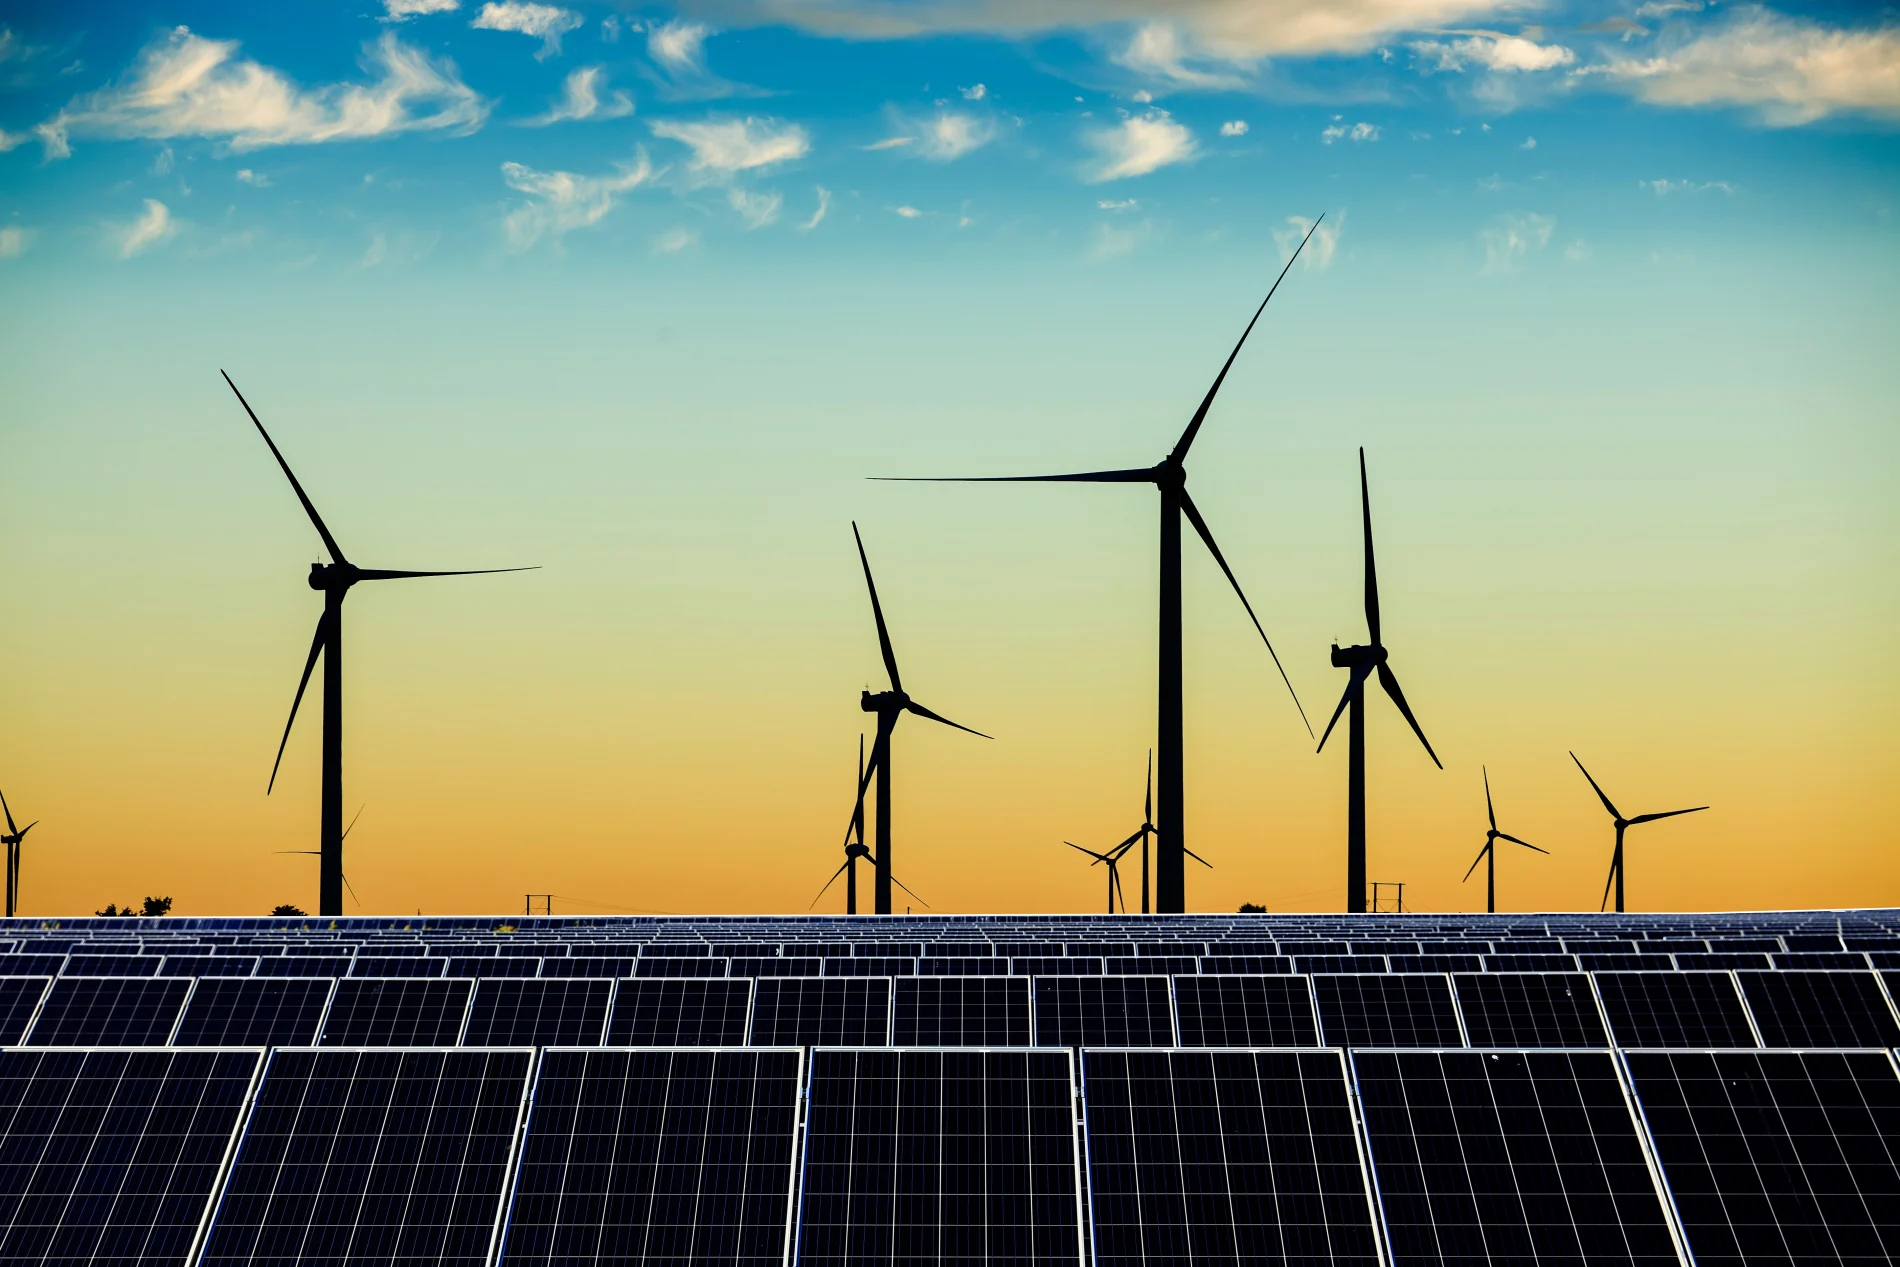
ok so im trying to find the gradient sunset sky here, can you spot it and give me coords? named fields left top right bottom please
left=1, top=0, right=1895, bottom=918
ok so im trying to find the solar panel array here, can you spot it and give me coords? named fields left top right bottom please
left=4, top=909, right=1899, bottom=1265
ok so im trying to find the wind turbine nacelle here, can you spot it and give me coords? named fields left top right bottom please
left=861, top=689, right=907, bottom=713
left=1330, top=643, right=1386, bottom=669
left=308, top=562, right=358, bottom=592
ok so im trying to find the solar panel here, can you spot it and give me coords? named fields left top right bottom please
left=173, top=955, right=258, bottom=977
left=1313, top=975, right=1462, bottom=1048
left=1199, top=956, right=1295, bottom=976
left=1735, top=971, right=1900, bottom=1049
left=634, top=956, right=728, bottom=978
left=351, top=954, right=445, bottom=977
left=462, top=979, right=611, bottom=1046
left=1015, top=957, right=1103, bottom=977
left=448, top=955, right=541, bottom=978
left=750, top=978, right=890, bottom=1046
left=1034, top=977, right=1173, bottom=1048
left=1171, top=976, right=1320, bottom=1048
left=796, top=1049, right=1082, bottom=1267
left=1625, top=1049, right=1900, bottom=1265
left=63, top=953, right=164, bottom=977
left=256, top=955, right=347, bottom=977
left=893, top=977, right=1031, bottom=1046
left=918, top=957, right=1009, bottom=976
left=0, top=1048, right=260, bottom=1265
left=0, top=953, right=67, bottom=977
left=318, top=978, right=473, bottom=1046
left=608, top=979, right=754, bottom=1046
left=1593, top=972, right=1758, bottom=1048
left=1353, top=1050, right=1681, bottom=1266
left=200, top=1048, right=530, bottom=1267
left=0, top=976, right=50, bottom=1044
left=1082, top=1049, right=1379, bottom=1267
left=25, top=977, right=193, bottom=1046
left=170, top=977, right=333, bottom=1047
left=1452, top=973, right=1610, bottom=1048
left=501, top=1048, right=800, bottom=1267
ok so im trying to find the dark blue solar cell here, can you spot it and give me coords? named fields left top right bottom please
left=892, top=977, right=1031, bottom=1046
left=172, top=955, right=258, bottom=977
left=749, top=978, right=889, bottom=1046
left=0, top=954, right=68, bottom=976
left=634, top=956, right=728, bottom=978
left=732, top=956, right=824, bottom=978
left=26, top=977, right=193, bottom=1045
left=917, top=957, right=1008, bottom=976
left=1452, top=974, right=1609, bottom=1048
left=1172, top=975, right=1320, bottom=1047
left=462, top=979, right=611, bottom=1046
left=824, top=957, right=916, bottom=977
left=1199, top=956, right=1295, bottom=975
left=1483, top=954, right=1580, bottom=972
left=446, top=955, right=540, bottom=978
left=256, top=955, right=348, bottom=977
left=1034, top=976, right=1173, bottom=1047
left=0, top=977, right=50, bottom=1045
left=540, top=956, right=634, bottom=978
left=1676, top=953, right=1773, bottom=970
left=856, top=942, right=924, bottom=958
left=1593, top=972, right=1758, bottom=1048
left=607, top=979, right=754, bottom=1045
left=318, top=978, right=472, bottom=1046
left=171, top=978, right=333, bottom=1046
left=1014, top=957, right=1102, bottom=976
left=350, top=954, right=445, bottom=977
left=1314, top=975, right=1463, bottom=1048
left=1391, top=954, right=1484, bottom=974
left=201, top=1048, right=530, bottom=1267
left=502, top=1049, right=800, bottom=1267
left=1107, top=956, right=1197, bottom=976
left=1734, top=971, right=1900, bottom=1048
left=63, top=954, right=163, bottom=977
left=1297, top=955, right=1377, bottom=975
left=0, top=1048, right=260, bottom=1266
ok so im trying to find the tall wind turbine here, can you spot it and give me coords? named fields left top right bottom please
left=1462, top=768, right=1545, bottom=914
left=276, top=806, right=366, bottom=909
left=846, top=523, right=986, bottom=915
left=1571, top=753, right=1707, bottom=913
left=812, top=737, right=873, bottom=914
left=2, top=789, right=38, bottom=918
left=881, top=221, right=1324, bottom=913
left=224, top=371, right=534, bottom=918
left=1317, top=448, right=1442, bottom=913
left=1066, top=840, right=1130, bottom=914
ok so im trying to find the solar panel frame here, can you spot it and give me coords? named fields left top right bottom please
left=0, top=975, right=51, bottom=1045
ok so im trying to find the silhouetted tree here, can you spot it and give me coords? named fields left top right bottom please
left=1237, top=902, right=1267, bottom=913
left=95, top=902, right=134, bottom=916
left=142, top=896, right=173, bottom=917
left=272, top=904, right=307, bottom=917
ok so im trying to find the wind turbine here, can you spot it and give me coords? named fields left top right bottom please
left=881, top=220, right=1325, bottom=913
left=1571, top=753, right=1707, bottom=913
left=1462, top=768, right=1546, bottom=914
left=1066, top=840, right=1130, bottom=915
left=2, top=789, right=38, bottom=918
left=812, top=737, right=871, bottom=915
left=276, top=806, right=366, bottom=908
left=224, top=371, right=534, bottom=918
left=845, top=523, right=986, bottom=915
left=1317, top=448, right=1442, bottom=913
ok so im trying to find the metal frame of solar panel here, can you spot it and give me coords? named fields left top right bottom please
left=0, top=975, right=51, bottom=1045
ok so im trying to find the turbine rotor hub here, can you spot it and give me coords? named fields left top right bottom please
left=860, top=689, right=908, bottom=713
left=308, top=562, right=359, bottom=592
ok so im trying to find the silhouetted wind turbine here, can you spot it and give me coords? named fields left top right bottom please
left=1317, top=448, right=1442, bottom=913
left=224, top=371, right=534, bottom=918
left=813, top=737, right=874, bottom=914
left=1066, top=840, right=1130, bottom=914
left=2, top=789, right=38, bottom=918
left=1571, top=753, right=1707, bottom=913
left=845, top=523, right=986, bottom=915
left=880, top=221, right=1324, bottom=913
left=1462, top=768, right=1545, bottom=914
left=277, top=805, right=366, bottom=908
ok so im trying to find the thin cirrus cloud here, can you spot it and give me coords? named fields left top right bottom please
left=526, top=67, right=634, bottom=124
left=1272, top=211, right=1342, bottom=268
left=869, top=107, right=995, bottom=160
left=116, top=198, right=176, bottom=257
left=648, top=19, right=711, bottom=74
left=1085, top=109, right=1196, bottom=181
left=726, top=186, right=783, bottom=228
left=1321, top=120, right=1380, bottom=143
left=33, top=27, right=487, bottom=158
left=1411, top=32, right=1577, bottom=72
left=649, top=116, right=810, bottom=171
left=500, top=151, right=653, bottom=249
left=471, top=2, right=583, bottom=59
left=1480, top=210, right=1554, bottom=272
left=1114, top=22, right=1249, bottom=89
left=800, top=185, right=831, bottom=230
left=383, top=0, right=459, bottom=17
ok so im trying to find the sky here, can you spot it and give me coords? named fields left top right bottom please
left=0, top=0, right=1896, bottom=919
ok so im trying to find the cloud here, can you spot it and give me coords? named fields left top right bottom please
left=961, top=83, right=986, bottom=99
left=1097, top=197, right=1138, bottom=210
left=1085, top=109, right=1195, bottom=181
left=1641, top=177, right=1734, bottom=194
left=1520, top=134, right=1535, bottom=148
left=1481, top=211, right=1554, bottom=271
left=892, top=204, right=923, bottom=217
left=384, top=0, right=459, bottom=17
left=471, top=2, right=582, bottom=59
left=1321, top=120, right=1380, bottom=143
left=727, top=185, right=782, bottom=227
left=649, top=116, right=809, bottom=170
left=1412, top=32, right=1575, bottom=72
left=1219, top=119, right=1248, bottom=135
left=653, top=226, right=698, bottom=252
left=1274, top=211, right=1342, bottom=268
left=0, top=226, right=25, bottom=258
left=527, top=67, right=634, bottom=124
left=1115, top=22, right=1248, bottom=88
left=500, top=151, right=653, bottom=248
left=235, top=167, right=269, bottom=185
left=649, top=19, right=711, bottom=73
left=117, top=198, right=176, bottom=256
left=1088, top=218, right=1151, bottom=261
left=862, top=135, right=914, bottom=149
left=36, top=27, right=487, bottom=157
left=919, top=109, right=993, bottom=159
left=800, top=185, right=830, bottom=229
left=0, top=127, right=26, bottom=152
left=1590, top=7, right=1900, bottom=125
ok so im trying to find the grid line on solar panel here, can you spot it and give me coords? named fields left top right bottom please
left=893, top=977, right=1032, bottom=1047
left=749, top=978, right=891, bottom=1047
left=170, top=977, right=334, bottom=1047
left=1623, top=1049, right=1900, bottom=1267
left=1313, top=975, right=1463, bottom=1049
left=1592, top=972, right=1760, bottom=1049
left=1734, top=971, right=1900, bottom=1049
left=199, top=1047, right=533, bottom=1267
left=608, top=978, right=755, bottom=1046
left=1171, top=976, right=1320, bottom=1048
left=1352, top=1049, right=1684, bottom=1267
left=1034, top=977, right=1175, bottom=1048
left=24, top=976, right=196, bottom=1046
left=1451, top=973, right=1610, bottom=1048
left=796, top=1048, right=1084, bottom=1267
left=1081, top=1048, right=1381, bottom=1267
left=0, top=976, right=51, bottom=1045
left=0, top=1047, right=263, bottom=1267
left=317, top=977, right=474, bottom=1046
left=462, top=978, right=612, bottom=1046
left=500, top=1048, right=802, bottom=1267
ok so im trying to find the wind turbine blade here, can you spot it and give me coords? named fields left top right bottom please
left=810, top=859, right=851, bottom=909
left=1484, top=767, right=1497, bottom=832
left=342, top=873, right=361, bottom=907
left=15, top=822, right=35, bottom=839
left=873, top=468, right=1154, bottom=485
left=852, top=736, right=866, bottom=844
left=844, top=726, right=889, bottom=847
left=0, top=789, right=15, bottom=836
left=1114, top=827, right=1145, bottom=852
left=1376, top=663, right=1441, bottom=769
left=890, top=873, right=930, bottom=908
left=1600, top=859, right=1616, bottom=913
left=1170, top=213, right=1323, bottom=463
left=222, top=370, right=349, bottom=566
left=1360, top=447, right=1380, bottom=647
left=1111, top=864, right=1125, bottom=914
left=905, top=700, right=992, bottom=739
left=1501, top=834, right=1548, bottom=854
left=1144, top=749, right=1152, bottom=825
left=851, top=522, right=903, bottom=692
left=356, top=567, right=538, bottom=581
left=1629, top=806, right=1708, bottom=825
left=269, top=612, right=328, bottom=794
left=1462, top=844, right=1489, bottom=883
left=1179, top=488, right=1311, bottom=736
left=1315, top=663, right=1371, bottom=753
left=1184, top=846, right=1213, bottom=869
left=341, top=805, right=365, bottom=842
left=273, top=850, right=321, bottom=855
left=1067, top=841, right=1113, bottom=863
left=1569, top=753, right=1623, bottom=821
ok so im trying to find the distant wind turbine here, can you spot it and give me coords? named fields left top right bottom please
left=224, top=371, right=535, bottom=918
left=1571, top=753, right=1707, bottom=913
left=878, top=220, right=1324, bottom=913
left=277, top=805, right=366, bottom=908
left=1317, top=448, right=1442, bottom=913
left=1066, top=840, right=1130, bottom=915
left=813, top=736, right=909, bottom=915
left=2, top=789, right=38, bottom=918
left=1462, top=768, right=1546, bottom=914
left=845, top=523, right=985, bottom=915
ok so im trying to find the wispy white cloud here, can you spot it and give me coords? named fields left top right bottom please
left=1520, top=134, right=1536, bottom=148
left=800, top=185, right=830, bottom=229
left=1641, top=177, right=1734, bottom=194
left=1097, top=197, right=1139, bottom=211
left=648, top=19, right=711, bottom=74
left=471, top=2, right=582, bottom=59
left=649, top=116, right=809, bottom=171
left=1481, top=211, right=1554, bottom=272
left=526, top=66, right=633, bottom=124
left=383, top=0, right=458, bottom=18
left=1115, top=22, right=1247, bottom=88
left=116, top=198, right=176, bottom=257
left=1219, top=119, right=1248, bottom=135
left=0, top=225, right=26, bottom=258
left=0, top=127, right=27, bottom=152
left=1412, top=32, right=1576, bottom=72
left=35, top=27, right=486, bottom=157
left=1085, top=109, right=1195, bottom=181
left=961, top=82, right=986, bottom=100
left=653, top=225, right=697, bottom=252
left=500, top=151, right=652, bottom=248
left=1274, top=211, right=1342, bottom=268
left=918, top=109, right=993, bottom=160
left=892, top=204, right=923, bottom=218
left=727, top=185, right=782, bottom=227
left=235, top=167, right=269, bottom=185
left=1321, top=120, right=1380, bottom=143
left=862, top=134, right=913, bottom=150
left=1088, top=218, right=1151, bottom=261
